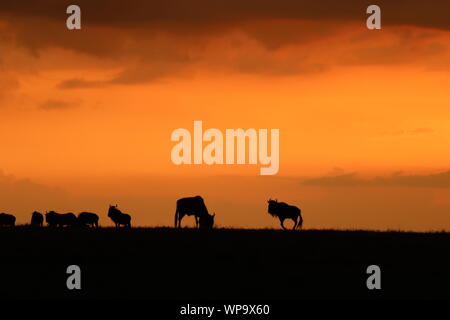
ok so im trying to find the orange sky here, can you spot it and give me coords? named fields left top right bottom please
left=1, top=1, right=450, bottom=230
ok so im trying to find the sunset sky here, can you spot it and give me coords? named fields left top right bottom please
left=1, top=1, right=450, bottom=230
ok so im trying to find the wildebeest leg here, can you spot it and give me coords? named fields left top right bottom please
left=297, top=214, right=303, bottom=230
left=178, top=213, right=184, bottom=228
left=292, top=217, right=298, bottom=230
left=280, top=218, right=286, bottom=230
left=195, top=216, right=199, bottom=228
left=174, top=210, right=179, bottom=228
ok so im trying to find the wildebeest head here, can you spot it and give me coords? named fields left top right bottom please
left=199, top=212, right=215, bottom=229
left=45, top=211, right=58, bottom=225
left=267, top=199, right=280, bottom=217
left=45, top=211, right=56, bottom=218
left=32, top=211, right=42, bottom=218
left=108, top=205, right=118, bottom=217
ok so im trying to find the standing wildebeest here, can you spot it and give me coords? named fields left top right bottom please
left=108, top=205, right=131, bottom=228
left=45, top=211, right=77, bottom=227
left=174, top=195, right=215, bottom=228
left=0, top=213, right=16, bottom=226
left=78, top=212, right=99, bottom=228
left=31, top=211, right=44, bottom=227
left=267, top=199, right=303, bottom=230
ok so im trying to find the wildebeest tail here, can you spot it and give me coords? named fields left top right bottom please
left=297, top=211, right=303, bottom=230
left=174, top=209, right=178, bottom=228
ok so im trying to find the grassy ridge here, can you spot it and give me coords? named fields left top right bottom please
left=0, top=227, right=449, bottom=299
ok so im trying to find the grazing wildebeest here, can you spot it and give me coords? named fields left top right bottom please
left=174, top=195, right=215, bottom=228
left=31, top=211, right=44, bottom=227
left=108, top=205, right=131, bottom=228
left=78, top=212, right=99, bottom=228
left=267, top=199, right=303, bottom=230
left=45, top=211, right=77, bottom=227
left=0, top=213, right=16, bottom=226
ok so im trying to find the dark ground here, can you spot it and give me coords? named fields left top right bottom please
left=0, top=227, right=449, bottom=300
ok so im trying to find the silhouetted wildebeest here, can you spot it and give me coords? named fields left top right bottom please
left=45, top=211, right=77, bottom=227
left=267, top=199, right=303, bottom=230
left=31, top=211, right=44, bottom=227
left=78, top=212, right=99, bottom=228
left=174, top=195, right=215, bottom=228
left=0, top=213, right=16, bottom=226
left=108, top=205, right=131, bottom=228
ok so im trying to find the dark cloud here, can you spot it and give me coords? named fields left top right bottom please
left=39, top=99, right=79, bottom=110
left=1, top=1, right=450, bottom=30
left=57, top=61, right=188, bottom=88
left=2, top=1, right=450, bottom=55
left=57, top=78, right=104, bottom=89
left=2, top=1, right=450, bottom=86
left=109, top=60, right=190, bottom=84
left=5, top=17, right=127, bottom=58
left=302, top=171, right=450, bottom=188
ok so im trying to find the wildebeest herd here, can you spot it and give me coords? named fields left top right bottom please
left=0, top=196, right=303, bottom=230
